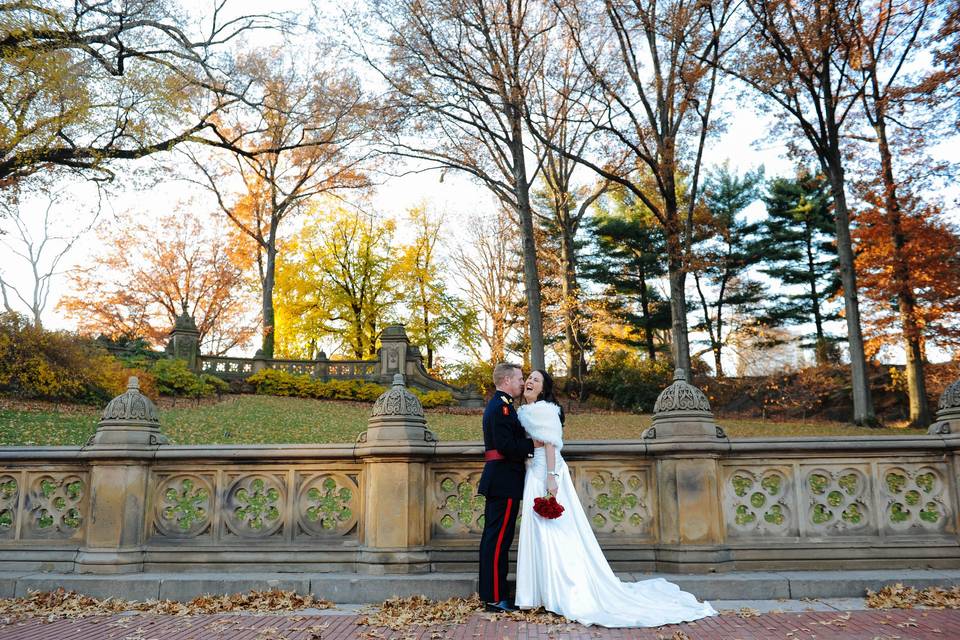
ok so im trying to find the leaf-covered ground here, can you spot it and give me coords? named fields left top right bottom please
left=0, top=394, right=927, bottom=446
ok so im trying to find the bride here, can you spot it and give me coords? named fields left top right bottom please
left=514, top=369, right=718, bottom=628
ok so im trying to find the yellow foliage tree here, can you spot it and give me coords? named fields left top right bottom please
left=274, top=205, right=400, bottom=359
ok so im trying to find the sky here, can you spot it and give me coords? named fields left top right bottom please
left=1, top=0, right=958, bottom=373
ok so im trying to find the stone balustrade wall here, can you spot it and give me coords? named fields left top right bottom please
left=195, top=325, right=483, bottom=407
left=1, top=435, right=957, bottom=574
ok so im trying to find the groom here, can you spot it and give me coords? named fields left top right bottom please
left=478, top=362, right=538, bottom=613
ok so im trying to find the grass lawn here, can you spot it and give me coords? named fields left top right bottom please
left=0, top=394, right=928, bottom=446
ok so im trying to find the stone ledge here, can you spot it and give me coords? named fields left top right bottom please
left=782, top=569, right=959, bottom=598
left=0, top=570, right=956, bottom=603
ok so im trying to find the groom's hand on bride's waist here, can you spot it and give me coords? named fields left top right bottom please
left=532, top=439, right=545, bottom=448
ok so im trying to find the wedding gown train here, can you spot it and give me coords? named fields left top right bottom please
left=515, top=401, right=717, bottom=628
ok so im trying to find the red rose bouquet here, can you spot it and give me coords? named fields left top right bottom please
left=533, top=493, right=565, bottom=519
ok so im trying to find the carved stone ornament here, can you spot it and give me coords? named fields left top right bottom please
left=932, top=378, right=960, bottom=435
left=100, top=377, right=159, bottom=425
left=172, top=308, right=199, bottom=333
left=652, top=369, right=711, bottom=415
left=371, top=374, right=424, bottom=418
left=937, top=379, right=960, bottom=412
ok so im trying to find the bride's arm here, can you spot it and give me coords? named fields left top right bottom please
left=545, top=443, right=559, bottom=495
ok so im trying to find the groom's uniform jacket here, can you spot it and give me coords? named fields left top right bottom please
left=478, top=390, right=534, bottom=499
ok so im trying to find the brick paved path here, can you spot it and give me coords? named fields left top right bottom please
left=2, top=609, right=959, bottom=640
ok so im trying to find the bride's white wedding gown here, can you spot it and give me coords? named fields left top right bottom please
left=515, top=401, right=717, bottom=628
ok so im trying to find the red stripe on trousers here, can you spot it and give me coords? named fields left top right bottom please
left=492, top=498, right=513, bottom=602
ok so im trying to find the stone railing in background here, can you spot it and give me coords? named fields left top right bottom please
left=0, top=372, right=959, bottom=576
left=192, top=324, right=483, bottom=408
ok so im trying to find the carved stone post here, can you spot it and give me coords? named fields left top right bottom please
left=76, top=377, right=166, bottom=573
left=252, top=349, right=268, bottom=374
left=643, top=370, right=731, bottom=572
left=314, top=350, right=329, bottom=380
left=355, top=374, right=437, bottom=574
left=165, top=308, right=200, bottom=371
left=378, top=325, right=411, bottom=382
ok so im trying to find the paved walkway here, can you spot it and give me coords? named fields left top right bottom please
left=3, top=601, right=958, bottom=640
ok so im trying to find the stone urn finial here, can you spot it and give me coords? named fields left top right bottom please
left=930, top=378, right=960, bottom=435
left=644, top=368, right=725, bottom=441
left=357, top=373, right=436, bottom=454
left=91, top=377, right=168, bottom=447
left=652, top=369, right=712, bottom=417
left=370, top=374, right=425, bottom=420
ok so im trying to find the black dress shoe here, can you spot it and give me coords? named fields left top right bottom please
left=484, top=600, right=517, bottom=613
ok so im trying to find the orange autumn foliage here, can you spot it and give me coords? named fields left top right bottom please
left=853, top=189, right=960, bottom=359
left=59, top=212, right=257, bottom=355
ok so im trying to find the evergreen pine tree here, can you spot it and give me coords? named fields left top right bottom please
left=760, top=168, right=841, bottom=364
left=691, top=164, right=766, bottom=377
left=583, top=192, right=672, bottom=361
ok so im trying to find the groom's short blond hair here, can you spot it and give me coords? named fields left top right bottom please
left=492, top=362, right=521, bottom=386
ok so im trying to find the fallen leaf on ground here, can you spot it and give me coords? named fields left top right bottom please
left=867, top=584, right=960, bottom=609
left=358, top=595, right=482, bottom=630
left=0, top=588, right=332, bottom=622
left=505, top=607, right=569, bottom=625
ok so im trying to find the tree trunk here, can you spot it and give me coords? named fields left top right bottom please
left=693, top=272, right=721, bottom=376
left=262, top=240, right=277, bottom=358
left=873, top=103, right=930, bottom=427
left=823, top=156, right=876, bottom=425
left=509, top=130, right=545, bottom=370
left=804, top=222, right=828, bottom=365
left=492, top=318, right=505, bottom=364
left=560, top=227, right=585, bottom=380
left=666, top=229, right=691, bottom=374
left=637, top=267, right=657, bottom=361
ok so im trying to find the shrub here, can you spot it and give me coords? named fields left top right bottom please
left=247, top=369, right=387, bottom=402
left=436, top=360, right=493, bottom=396
left=90, top=354, right=157, bottom=400
left=583, top=350, right=673, bottom=412
left=315, top=378, right=385, bottom=401
left=411, top=388, right=456, bottom=408
left=0, top=312, right=154, bottom=404
left=150, top=358, right=223, bottom=397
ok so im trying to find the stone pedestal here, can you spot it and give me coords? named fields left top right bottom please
left=355, top=374, right=437, bottom=574
left=645, top=370, right=731, bottom=571
left=378, top=325, right=410, bottom=381
left=76, top=377, right=165, bottom=574
left=165, top=309, right=200, bottom=371
left=930, top=379, right=960, bottom=436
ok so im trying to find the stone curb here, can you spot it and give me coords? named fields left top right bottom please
left=0, top=569, right=957, bottom=603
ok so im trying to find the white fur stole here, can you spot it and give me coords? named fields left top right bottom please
left=517, top=401, right=564, bottom=450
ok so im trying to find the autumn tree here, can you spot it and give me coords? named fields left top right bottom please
left=542, top=0, right=738, bottom=374
left=397, top=207, right=476, bottom=369
left=916, top=1, right=960, bottom=131
left=760, top=170, right=841, bottom=364
left=274, top=205, right=399, bottom=359
left=188, top=47, right=371, bottom=358
left=451, top=213, right=525, bottom=364
left=60, top=210, right=256, bottom=355
left=528, top=29, right=607, bottom=383
left=729, top=0, right=877, bottom=424
left=854, top=188, right=960, bottom=424
left=847, top=0, right=939, bottom=426
left=0, top=1, right=280, bottom=188
left=360, top=0, right=552, bottom=369
left=691, top=165, right=766, bottom=377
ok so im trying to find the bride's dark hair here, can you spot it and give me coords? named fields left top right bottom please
left=533, top=369, right=565, bottom=426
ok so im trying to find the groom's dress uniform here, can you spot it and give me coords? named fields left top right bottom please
left=478, top=390, right=534, bottom=604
